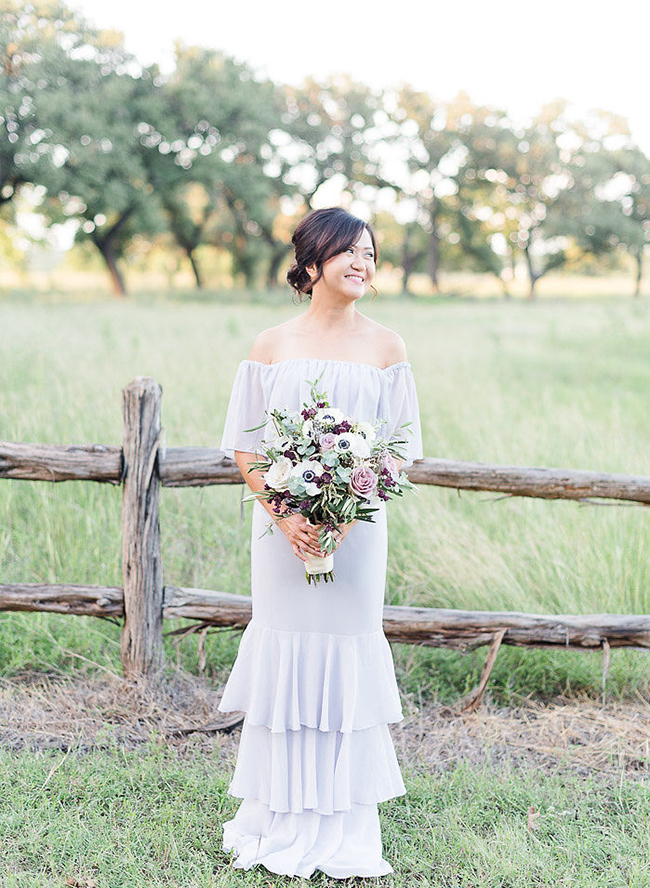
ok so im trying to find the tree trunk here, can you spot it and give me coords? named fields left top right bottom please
left=266, top=247, right=286, bottom=290
left=96, top=237, right=127, bottom=296
left=91, top=209, right=134, bottom=297
left=633, top=246, right=643, bottom=297
left=523, top=244, right=539, bottom=300
left=401, top=264, right=412, bottom=296
left=401, top=247, right=414, bottom=296
left=187, top=247, right=203, bottom=289
left=400, top=226, right=417, bottom=297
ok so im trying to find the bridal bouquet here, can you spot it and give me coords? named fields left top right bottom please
left=243, top=378, right=415, bottom=584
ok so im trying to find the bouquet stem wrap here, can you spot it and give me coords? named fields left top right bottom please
left=304, top=552, right=334, bottom=576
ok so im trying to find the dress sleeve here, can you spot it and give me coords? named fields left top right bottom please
left=219, top=361, right=268, bottom=458
left=383, top=365, right=423, bottom=469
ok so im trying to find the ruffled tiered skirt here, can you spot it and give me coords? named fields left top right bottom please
left=218, top=500, right=405, bottom=879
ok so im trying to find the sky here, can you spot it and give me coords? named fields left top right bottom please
left=69, top=0, right=649, bottom=152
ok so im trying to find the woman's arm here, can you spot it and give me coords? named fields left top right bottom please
left=234, top=450, right=325, bottom=562
left=236, top=332, right=325, bottom=562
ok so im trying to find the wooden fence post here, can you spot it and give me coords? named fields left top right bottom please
left=120, top=377, right=163, bottom=678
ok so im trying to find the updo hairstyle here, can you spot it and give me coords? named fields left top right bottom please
left=286, top=207, right=378, bottom=300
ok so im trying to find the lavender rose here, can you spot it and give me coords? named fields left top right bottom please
left=319, top=432, right=337, bottom=452
left=350, top=466, right=378, bottom=499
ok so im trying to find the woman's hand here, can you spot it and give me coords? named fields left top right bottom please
left=277, top=516, right=357, bottom=563
left=276, top=513, right=326, bottom=563
left=332, top=520, right=357, bottom=549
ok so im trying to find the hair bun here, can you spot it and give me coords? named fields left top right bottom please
left=286, top=262, right=312, bottom=299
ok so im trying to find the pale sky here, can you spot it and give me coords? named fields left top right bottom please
left=69, top=0, right=649, bottom=152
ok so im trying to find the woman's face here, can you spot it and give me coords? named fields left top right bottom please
left=311, top=228, right=376, bottom=300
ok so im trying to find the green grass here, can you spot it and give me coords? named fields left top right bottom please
left=2, top=292, right=650, bottom=886
left=1, top=293, right=650, bottom=701
left=2, top=744, right=649, bottom=887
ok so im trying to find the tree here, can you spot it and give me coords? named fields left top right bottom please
left=6, top=2, right=164, bottom=294
left=378, top=85, right=460, bottom=293
left=454, top=101, right=623, bottom=298
left=445, top=95, right=513, bottom=294
left=0, top=1, right=94, bottom=213
left=597, top=146, right=649, bottom=296
left=43, top=58, right=163, bottom=294
left=281, top=75, right=385, bottom=204
left=139, top=45, right=293, bottom=289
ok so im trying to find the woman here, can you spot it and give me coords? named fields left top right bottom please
left=218, top=207, right=423, bottom=878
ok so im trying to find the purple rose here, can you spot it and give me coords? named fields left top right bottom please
left=319, top=433, right=336, bottom=452
left=350, top=466, right=378, bottom=499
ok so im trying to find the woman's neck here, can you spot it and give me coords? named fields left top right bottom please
left=301, top=293, right=361, bottom=331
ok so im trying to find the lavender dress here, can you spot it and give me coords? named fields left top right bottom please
left=218, top=358, right=423, bottom=879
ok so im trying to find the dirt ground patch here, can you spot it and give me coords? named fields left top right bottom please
left=1, top=672, right=649, bottom=781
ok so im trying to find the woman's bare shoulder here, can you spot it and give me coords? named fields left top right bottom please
left=247, top=320, right=297, bottom=363
left=361, top=316, right=408, bottom=365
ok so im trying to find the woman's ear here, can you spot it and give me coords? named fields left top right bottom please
left=306, top=264, right=317, bottom=279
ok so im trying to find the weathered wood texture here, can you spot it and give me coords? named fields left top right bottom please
left=120, top=377, right=164, bottom=677
left=163, top=586, right=252, bottom=625
left=162, top=586, right=650, bottom=651
left=0, top=584, right=123, bottom=616
left=0, top=442, right=122, bottom=483
left=404, top=458, right=650, bottom=504
left=159, top=447, right=241, bottom=487
left=3, top=444, right=650, bottom=505
left=3, top=583, right=650, bottom=652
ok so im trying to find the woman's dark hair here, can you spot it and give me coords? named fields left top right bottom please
left=286, top=207, right=378, bottom=299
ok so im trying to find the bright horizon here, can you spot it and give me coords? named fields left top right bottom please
left=70, top=0, right=649, bottom=152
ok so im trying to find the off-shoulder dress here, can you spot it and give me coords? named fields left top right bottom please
left=218, top=357, right=423, bottom=879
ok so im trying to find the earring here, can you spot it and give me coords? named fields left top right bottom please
left=370, top=285, right=378, bottom=301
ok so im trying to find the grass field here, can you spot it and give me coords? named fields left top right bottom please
left=1, top=290, right=650, bottom=886
left=3, top=743, right=650, bottom=888
left=1, top=291, right=649, bottom=701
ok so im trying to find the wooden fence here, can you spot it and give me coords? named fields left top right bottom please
left=1, top=376, right=649, bottom=710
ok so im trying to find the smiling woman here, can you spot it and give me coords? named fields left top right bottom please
left=217, top=206, right=423, bottom=879
left=286, top=207, right=378, bottom=301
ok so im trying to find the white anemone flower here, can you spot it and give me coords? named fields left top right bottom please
left=334, top=433, right=354, bottom=455
left=302, top=419, right=315, bottom=438
left=349, top=434, right=371, bottom=458
left=315, top=406, right=345, bottom=426
left=355, top=421, right=376, bottom=445
left=264, top=456, right=293, bottom=491
left=290, top=460, right=324, bottom=496
left=269, top=435, right=292, bottom=453
left=334, top=433, right=370, bottom=459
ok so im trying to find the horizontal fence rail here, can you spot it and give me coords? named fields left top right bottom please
left=1, top=376, right=648, bottom=709
left=2, top=442, right=650, bottom=503
left=1, top=583, right=649, bottom=652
